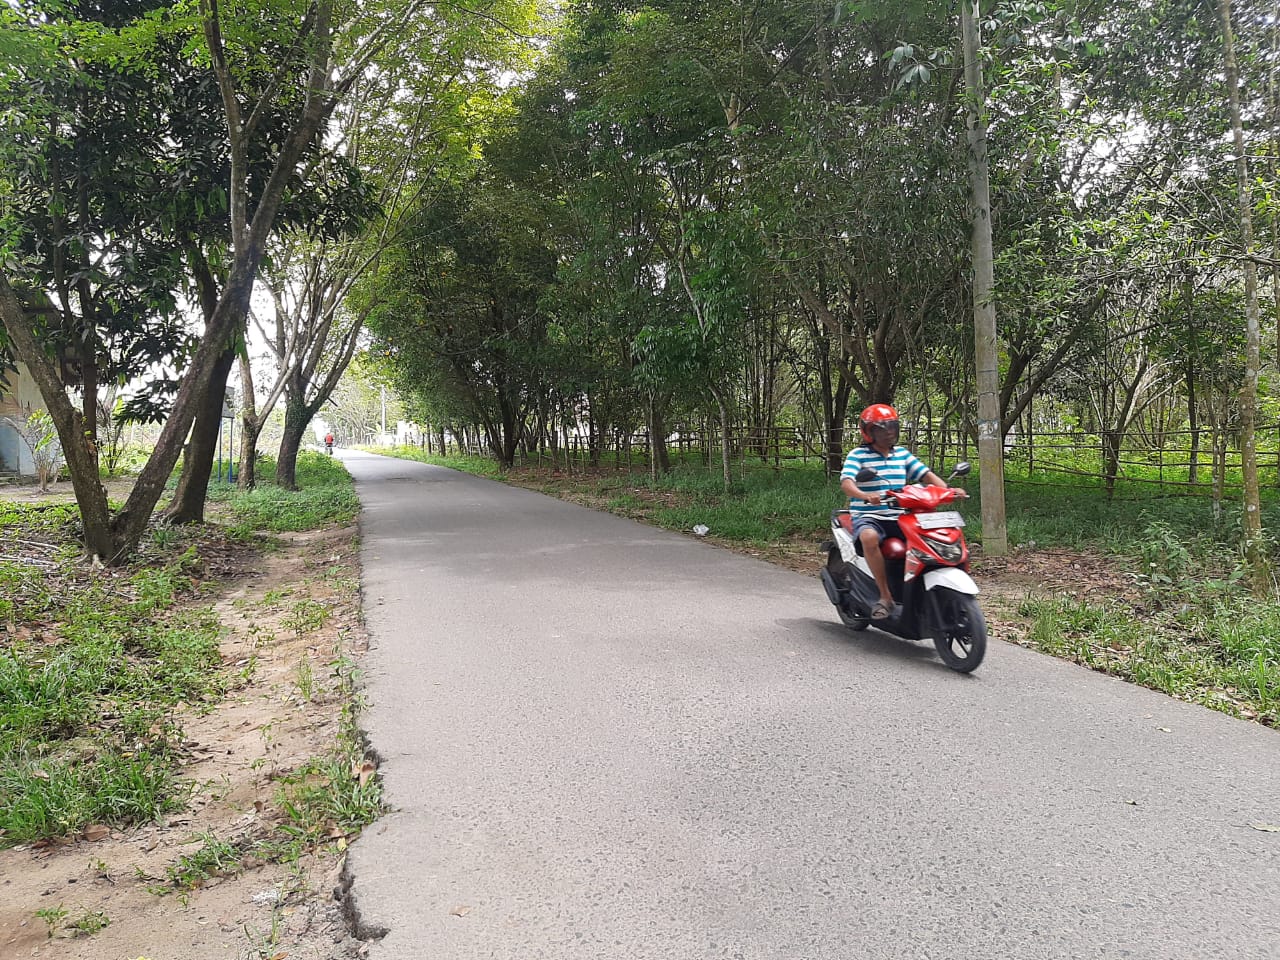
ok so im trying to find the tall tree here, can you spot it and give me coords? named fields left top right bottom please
left=1, top=0, right=428, bottom=562
left=1218, top=0, right=1268, bottom=592
left=960, top=0, right=1007, bottom=555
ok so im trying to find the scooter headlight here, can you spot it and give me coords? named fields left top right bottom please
left=924, top=534, right=964, bottom=562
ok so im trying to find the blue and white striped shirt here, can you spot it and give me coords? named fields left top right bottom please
left=840, top=445, right=930, bottom=518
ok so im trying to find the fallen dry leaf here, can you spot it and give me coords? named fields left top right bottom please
left=1249, top=822, right=1280, bottom=833
left=450, top=905, right=472, bottom=917
left=354, top=760, right=377, bottom=787
left=30, top=769, right=50, bottom=780
left=83, top=824, right=110, bottom=841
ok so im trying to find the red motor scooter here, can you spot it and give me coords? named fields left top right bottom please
left=819, top=462, right=986, bottom=672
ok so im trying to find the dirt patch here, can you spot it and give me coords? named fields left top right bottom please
left=0, top=477, right=137, bottom=505
left=0, top=519, right=372, bottom=960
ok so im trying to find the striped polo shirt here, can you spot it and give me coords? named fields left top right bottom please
left=840, top=444, right=929, bottom=518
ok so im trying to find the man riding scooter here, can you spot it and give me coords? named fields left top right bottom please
left=840, top=404, right=957, bottom=621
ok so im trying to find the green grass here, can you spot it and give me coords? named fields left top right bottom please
left=0, top=458, right=365, bottom=848
left=371, top=444, right=1280, bottom=556
left=0, top=531, right=214, bottom=844
left=371, top=444, right=506, bottom=478
left=272, top=655, right=381, bottom=847
left=0, top=746, right=180, bottom=843
left=211, top=451, right=359, bottom=533
left=1019, top=594, right=1280, bottom=723
left=165, top=832, right=245, bottom=891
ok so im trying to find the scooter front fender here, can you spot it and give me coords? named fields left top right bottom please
left=923, top=567, right=979, bottom=596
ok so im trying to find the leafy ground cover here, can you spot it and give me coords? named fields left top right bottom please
left=0, top=451, right=378, bottom=959
left=380, top=446, right=1280, bottom=729
left=208, top=452, right=362, bottom=534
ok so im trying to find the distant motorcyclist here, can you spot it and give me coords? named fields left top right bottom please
left=839, top=403, right=950, bottom=620
left=324, top=432, right=335, bottom=455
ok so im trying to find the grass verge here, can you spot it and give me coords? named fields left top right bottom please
left=0, top=453, right=381, bottom=880
left=1019, top=591, right=1280, bottom=724
left=0, top=545, right=217, bottom=845
left=209, top=451, right=361, bottom=534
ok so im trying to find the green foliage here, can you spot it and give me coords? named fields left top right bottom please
left=34, top=905, right=67, bottom=939
left=274, top=750, right=381, bottom=845
left=282, top=598, right=329, bottom=637
left=69, top=909, right=110, bottom=936
left=165, top=832, right=243, bottom=891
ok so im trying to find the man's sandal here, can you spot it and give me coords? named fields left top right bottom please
left=871, top=599, right=893, bottom=620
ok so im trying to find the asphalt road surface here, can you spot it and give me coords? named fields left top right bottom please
left=341, top=450, right=1280, bottom=959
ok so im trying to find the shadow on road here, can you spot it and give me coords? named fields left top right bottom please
left=783, top=617, right=975, bottom=676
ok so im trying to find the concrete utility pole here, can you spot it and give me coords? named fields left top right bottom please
left=960, top=0, right=1008, bottom=556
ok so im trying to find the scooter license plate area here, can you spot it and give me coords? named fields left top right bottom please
left=917, top=510, right=964, bottom=529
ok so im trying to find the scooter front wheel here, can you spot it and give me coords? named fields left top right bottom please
left=929, top=587, right=986, bottom=672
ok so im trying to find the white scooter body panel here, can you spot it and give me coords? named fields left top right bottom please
left=831, top=524, right=862, bottom=567
left=924, top=567, right=979, bottom=595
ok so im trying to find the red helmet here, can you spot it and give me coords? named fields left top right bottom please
left=859, top=403, right=900, bottom=444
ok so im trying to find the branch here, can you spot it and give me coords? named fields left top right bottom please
left=242, top=2, right=322, bottom=140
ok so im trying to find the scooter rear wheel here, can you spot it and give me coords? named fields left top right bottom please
left=827, top=552, right=869, bottom=631
left=929, top=587, right=986, bottom=672
left=837, top=598, right=870, bottom=631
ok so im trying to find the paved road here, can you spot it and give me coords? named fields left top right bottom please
left=341, top=451, right=1280, bottom=959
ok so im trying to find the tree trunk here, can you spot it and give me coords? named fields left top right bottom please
left=237, top=350, right=262, bottom=490
left=1219, top=0, right=1268, bottom=594
left=649, top=399, right=671, bottom=477
left=1270, top=0, right=1280, bottom=370
left=1185, top=273, right=1200, bottom=485
left=499, top=397, right=520, bottom=469
left=1102, top=429, right=1121, bottom=499
left=961, top=0, right=1008, bottom=556
left=165, top=343, right=237, bottom=524
left=1, top=276, right=116, bottom=559
left=717, top=393, right=732, bottom=491
left=826, top=375, right=853, bottom=474
left=238, top=418, right=263, bottom=490
left=275, top=389, right=309, bottom=490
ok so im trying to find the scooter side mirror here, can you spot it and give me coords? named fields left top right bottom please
left=950, top=461, right=971, bottom=479
left=855, top=467, right=879, bottom=483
